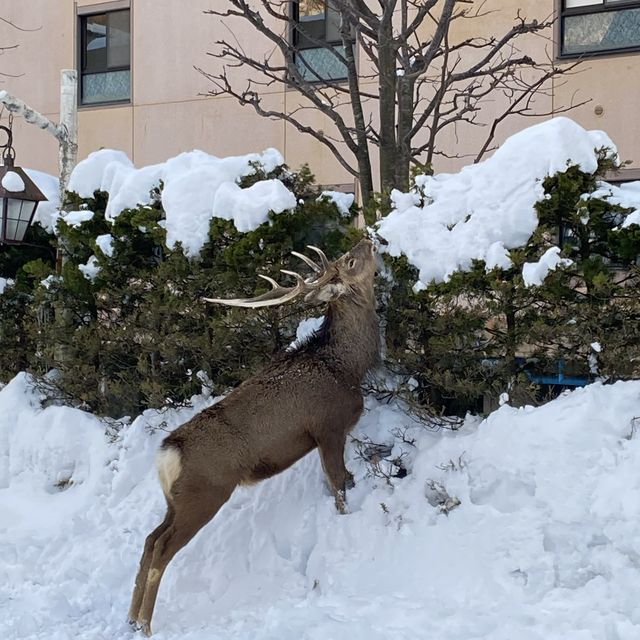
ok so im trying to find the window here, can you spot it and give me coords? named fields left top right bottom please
left=293, top=0, right=348, bottom=81
left=79, top=9, right=131, bottom=105
left=560, top=0, right=640, bottom=56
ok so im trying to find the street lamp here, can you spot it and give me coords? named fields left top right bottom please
left=0, top=118, right=47, bottom=245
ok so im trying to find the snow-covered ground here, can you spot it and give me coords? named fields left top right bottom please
left=2, top=373, right=640, bottom=640
left=9, top=117, right=640, bottom=638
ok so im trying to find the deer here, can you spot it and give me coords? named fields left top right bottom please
left=128, top=237, right=379, bottom=635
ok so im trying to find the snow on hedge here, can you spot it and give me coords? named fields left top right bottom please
left=522, top=246, right=574, bottom=287
left=2, top=373, right=640, bottom=639
left=25, top=168, right=59, bottom=234
left=65, top=148, right=295, bottom=257
left=377, top=117, right=640, bottom=288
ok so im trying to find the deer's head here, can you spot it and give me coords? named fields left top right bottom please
left=204, top=238, right=377, bottom=309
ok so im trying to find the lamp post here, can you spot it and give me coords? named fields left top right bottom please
left=0, top=116, right=47, bottom=245
left=0, top=70, right=77, bottom=269
left=0, top=69, right=78, bottom=208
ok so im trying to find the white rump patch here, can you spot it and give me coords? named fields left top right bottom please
left=156, top=447, right=182, bottom=496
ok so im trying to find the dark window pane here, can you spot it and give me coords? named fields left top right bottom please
left=295, top=45, right=347, bottom=80
left=325, top=2, right=342, bottom=42
left=82, top=70, right=131, bottom=103
left=108, top=10, right=130, bottom=68
left=84, top=14, right=107, bottom=72
left=563, top=8, right=640, bottom=54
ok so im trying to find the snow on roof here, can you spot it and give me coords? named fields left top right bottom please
left=376, top=117, right=634, bottom=289
left=1, top=170, right=25, bottom=192
left=67, top=147, right=294, bottom=257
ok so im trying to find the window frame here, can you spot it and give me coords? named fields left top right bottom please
left=290, top=0, right=349, bottom=83
left=558, top=0, right=640, bottom=59
left=77, top=7, right=131, bottom=107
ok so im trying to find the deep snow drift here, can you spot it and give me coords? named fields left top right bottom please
left=10, top=117, right=640, bottom=639
left=2, top=374, right=640, bottom=640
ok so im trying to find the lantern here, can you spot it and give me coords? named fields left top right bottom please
left=0, top=121, right=47, bottom=244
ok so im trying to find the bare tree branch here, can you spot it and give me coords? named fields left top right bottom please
left=202, top=0, right=580, bottom=205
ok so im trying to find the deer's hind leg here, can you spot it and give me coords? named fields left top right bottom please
left=135, top=479, right=235, bottom=636
left=128, top=505, right=175, bottom=625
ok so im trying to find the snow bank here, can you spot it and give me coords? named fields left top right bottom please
left=67, top=148, right=295, bottom=257
left=377, top=117, right=639, bottom=288
left=2, top=373, right=640, bottom=639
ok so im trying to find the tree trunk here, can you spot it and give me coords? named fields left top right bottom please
left=342, top=26, right=374, bottom=207
left=377, top=16, right=397, bottom=210
left=395, top=75, right=414, bottom=192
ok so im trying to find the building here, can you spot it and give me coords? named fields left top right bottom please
left=2, top=0, right=640, bottom=195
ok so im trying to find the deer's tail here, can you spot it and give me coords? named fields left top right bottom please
left=156, top=445, right=182, bottom=497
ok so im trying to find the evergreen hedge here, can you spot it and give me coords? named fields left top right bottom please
left=385, top=152, right=640, bottom=414
left=0, top=164, right=359, bottom=415
left=0, top=155, right=638, bottom=418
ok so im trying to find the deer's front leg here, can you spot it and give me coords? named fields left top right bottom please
left=317, top=434, right=353, bottom=514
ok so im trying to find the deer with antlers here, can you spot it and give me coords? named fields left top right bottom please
left=128, top=238, right=379, bottom=635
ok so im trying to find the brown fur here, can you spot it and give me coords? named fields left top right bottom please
left=128, top=239, right=379, bottom=635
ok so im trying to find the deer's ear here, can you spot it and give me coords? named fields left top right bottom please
left=304, top=283, right=346, bottom=304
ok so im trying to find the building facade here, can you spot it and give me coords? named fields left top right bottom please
left=2, top=0, right=640, bottom=193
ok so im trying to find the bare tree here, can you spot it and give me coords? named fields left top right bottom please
left=201, top=1, right=582, bottom=207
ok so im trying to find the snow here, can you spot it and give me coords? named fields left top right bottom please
left=288, top=316, right=324, bottom=350
left=78, top=255, right=101, bottom=280
left=211, top=179, right=297, bottom=233
left=59, top=209, right=95, bottom=228
left=1, top=170, right=25, bottom=192
left=17, top=119, right=640, bottom=270
left=377, top=117, right=634, bottom=287
left=319, top=190, right=355, bottom=216
left=67, top=149, right=134, bottom=199
left=40, top=274, right=59, bottom=290
left=2, top=373, right=640, bottom=639
left=95, top=233, right=115, bottom=257
left=0, top=277, right=14, bottom=294
left=24, top=169, right=60, bottom=234
left=522, top=246, right=573, bottom=287
left=67, top=148, right=294, bottom=257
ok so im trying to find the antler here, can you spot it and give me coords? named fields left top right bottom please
left=203, top=246, right=336, bottom=308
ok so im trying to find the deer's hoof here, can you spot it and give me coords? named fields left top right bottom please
left=129, top=619, right=152, bottom=636
left=335, top=489, right=349, bottom=514
left=345, top=471, right=355, bottom=490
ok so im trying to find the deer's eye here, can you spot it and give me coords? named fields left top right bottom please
left=348, top=258, right=357, bottom=269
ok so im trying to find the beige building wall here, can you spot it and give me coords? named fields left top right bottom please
left=1, top=0, right=639, bottom=190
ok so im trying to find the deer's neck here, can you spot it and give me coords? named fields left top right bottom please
left=319, top=286, right=380, bottom=383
